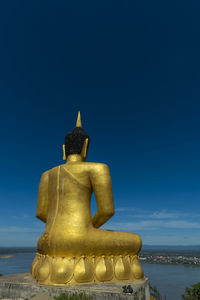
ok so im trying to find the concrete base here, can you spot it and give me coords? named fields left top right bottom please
left=0, top=273, right=150, bottom=300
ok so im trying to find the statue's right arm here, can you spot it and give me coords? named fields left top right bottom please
left=90, top=164, right=115, bottom=228
left=36, top=171, right=49, bottom=223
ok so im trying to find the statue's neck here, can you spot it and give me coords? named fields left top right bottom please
left=66, top=154, right=84, bottom=163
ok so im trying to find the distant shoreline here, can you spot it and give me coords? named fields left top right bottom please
left=1, top=246, right=200, bottom=267
left=0, top=255, right=15, bottom=259
left=0, top=247, right=36, bottom=255
left=142, top=261, right=200, bottom=267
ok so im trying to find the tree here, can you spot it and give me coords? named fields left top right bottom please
left=150, top=285, right=165, bottom=300
left=182, top=282, right=200, bottom=300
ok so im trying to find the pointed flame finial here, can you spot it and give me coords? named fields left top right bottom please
left=76, top=111, right=82, bottom=127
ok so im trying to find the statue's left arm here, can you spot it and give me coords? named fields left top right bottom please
left=36, top=171, right=49, bottom=223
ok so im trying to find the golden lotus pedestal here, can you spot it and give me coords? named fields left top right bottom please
left=31, top=253, right=144, bottom=286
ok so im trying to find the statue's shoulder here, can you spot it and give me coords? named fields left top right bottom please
left=40, top=169, right=50, bottom=177
left=41, top=165, right=60, bottom=177
left=84, top=162, right=109, bottom=167
left=84, top=162, right=110, bottom=173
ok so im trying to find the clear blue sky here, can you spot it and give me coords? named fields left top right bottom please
left=0, top=0, right=200, bottom=246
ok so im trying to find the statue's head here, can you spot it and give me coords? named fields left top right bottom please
left=63, top=111, right=90, bottom=161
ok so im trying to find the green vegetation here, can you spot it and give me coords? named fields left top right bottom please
left=182, top=282, right=200, bottom=299
left=150, top=285, right=165, bottom=300
left=53, top=285, right=166, bottom=300
left=54, top=292, right=92, bottom=300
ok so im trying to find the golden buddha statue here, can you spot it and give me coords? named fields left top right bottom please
left=31, top=112, right=144, bottom=286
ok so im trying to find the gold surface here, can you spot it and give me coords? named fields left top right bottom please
left=32, top=253, right=143, bottom=286
left=31, top=112, right=144, bottom=286
left=76, top=110, right=82, bottom=127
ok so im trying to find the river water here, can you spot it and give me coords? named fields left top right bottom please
left=0, top=252, right=200, bottom=300
left=142, top=263, right=200, bottom=299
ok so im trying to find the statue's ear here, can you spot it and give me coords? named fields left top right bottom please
left=62, top=144, right=66, bottom=161
left=81, top=138, right=88, bottom=159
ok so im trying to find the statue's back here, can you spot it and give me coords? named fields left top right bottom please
left=37, top=161, right=114, bottom=255
left=45, top=163, right=94, bottom=233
